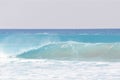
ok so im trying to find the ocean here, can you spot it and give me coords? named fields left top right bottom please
left=0, top=29, right=120, bottom=80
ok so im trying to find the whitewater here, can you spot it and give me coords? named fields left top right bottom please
left=0, top=29, right=120, bottom=80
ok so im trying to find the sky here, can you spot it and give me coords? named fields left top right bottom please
left=0, top=0, right=120, bottom=29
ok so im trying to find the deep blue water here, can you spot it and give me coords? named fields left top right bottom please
left=0, top=29, right=120, bottom=35
left=0, top=29, right=120, bottom=43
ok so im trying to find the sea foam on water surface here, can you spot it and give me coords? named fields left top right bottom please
left=0, top=59, right=120, bottom=80
left=0, top=52, right=8, bottom=62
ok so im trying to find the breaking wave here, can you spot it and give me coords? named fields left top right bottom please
left=0, top=30, right=120, bottom=61
left=17, top=41, right=120, bottom=61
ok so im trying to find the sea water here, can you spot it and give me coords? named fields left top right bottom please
left=0, top=29, right=120, bottom=80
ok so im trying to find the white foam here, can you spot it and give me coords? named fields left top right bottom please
left=0, top=59, right=120, bottom=80
left=0, top=52, right=8, bottom=62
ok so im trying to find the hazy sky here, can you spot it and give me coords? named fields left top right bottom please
left=0, top=0, right=120, bottom=29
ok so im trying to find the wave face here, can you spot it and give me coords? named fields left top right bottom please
left=1, top=29, right=120, bottom=61
left=18, top=42, right=120, bottom=61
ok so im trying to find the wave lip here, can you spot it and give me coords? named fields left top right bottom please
left=17, top=42, right=120, bottom=61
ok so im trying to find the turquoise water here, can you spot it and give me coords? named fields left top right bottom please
left=0, top=29, right=120, bottom=80
left=0, top=29, right=120, bottom=61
